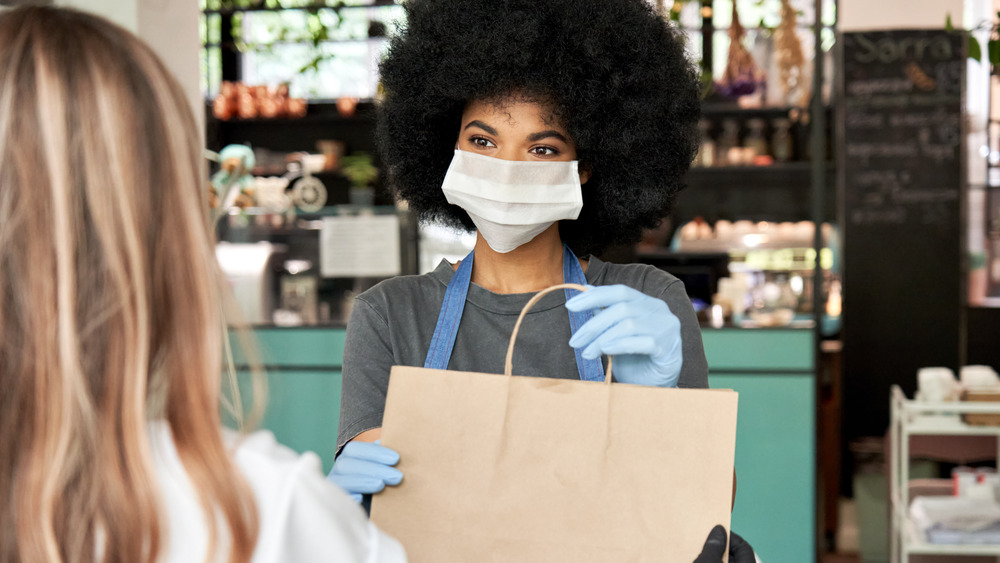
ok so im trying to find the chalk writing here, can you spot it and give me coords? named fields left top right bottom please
left=851, top=33, right=955, bottom=64
left=846, top=78, right=913, bottom=97
left=842, top=31, right=961, bottom=227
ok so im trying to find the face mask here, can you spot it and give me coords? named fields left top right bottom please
left=440, top=149, right=584, bottom=253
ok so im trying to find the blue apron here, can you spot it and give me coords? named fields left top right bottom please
left=423, top=244, right=605, bottom=381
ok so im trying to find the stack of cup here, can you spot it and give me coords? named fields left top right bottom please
left=916, top=367, right=960, bottom=402
left=960, top=365, right=1000, bottom=390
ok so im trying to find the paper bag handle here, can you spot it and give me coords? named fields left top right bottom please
left=504, top=283, right=613, bottom=383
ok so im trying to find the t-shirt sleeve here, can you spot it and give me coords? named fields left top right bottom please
left=235, top=431, right=407, bottom=563
left=337, top=295, right=395, bottom=454
left=648, top=275, right=710, bottom=389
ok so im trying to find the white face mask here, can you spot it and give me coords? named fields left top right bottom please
left=440, top=149, right=584, bottom=253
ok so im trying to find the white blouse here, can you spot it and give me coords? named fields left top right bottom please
left=149, top=422, right=406, bottom=562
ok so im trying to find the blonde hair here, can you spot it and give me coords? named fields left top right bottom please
left=0, top=6, right=258, bottom=562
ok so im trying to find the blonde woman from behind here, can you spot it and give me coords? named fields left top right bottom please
left=0, top=6, right=405, bottom=563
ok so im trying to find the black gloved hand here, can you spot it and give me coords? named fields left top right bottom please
left=728, top=530, right=755, bottom=562
left=693, top=525, right=756, bottom=563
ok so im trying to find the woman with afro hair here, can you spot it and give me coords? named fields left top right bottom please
left=330, top=2, right=751, bottom=558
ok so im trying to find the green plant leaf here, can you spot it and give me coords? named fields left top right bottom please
left=989, top=39, right=1000, bottom=66
left=969, top=35, right=982, bottom=62
left=341, top=152, right=378, bottom=187
left=945, top=13, right=953, bottom=31
left=298, top=54, right=323, bottom=75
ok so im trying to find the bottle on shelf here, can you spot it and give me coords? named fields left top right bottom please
left=745, top=118, right=770, bottom=165
left=694, top=119, right=715, bottom=167
left=771, top=117, right=793, bottom=162
left=716, top=119, right=740, bottom=166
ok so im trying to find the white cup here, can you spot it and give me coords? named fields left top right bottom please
left=917, top=367, right=959, bottom=402
left=960, top=365, right=1000, bottom=389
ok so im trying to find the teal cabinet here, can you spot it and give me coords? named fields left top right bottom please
left=704, top=328, right=815, bottom=563
left=225, top=328, right=345, bottom=473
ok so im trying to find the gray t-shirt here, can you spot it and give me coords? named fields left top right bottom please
left=336, top=256, right=709, bottom=451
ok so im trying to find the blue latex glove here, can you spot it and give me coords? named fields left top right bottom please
left=565, top=284, right=682, bottom=387
left=327, top=441, right=402, bottom=503
left=693, top=525, right=756, bottom=563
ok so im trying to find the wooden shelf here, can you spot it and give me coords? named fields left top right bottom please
left=700, top=104, right=816, bottom=120
left=206, top=102, right=379, bottom=155
left=688, top=160, right=825, bottom=173
left=674, top=162, right=836, bottom=225
left=684, top=162, right=833, bottom=190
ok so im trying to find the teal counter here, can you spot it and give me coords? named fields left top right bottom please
left=233, top=326, right=815, bottom=562
left=703, top=328, right=815, bottom=563
left=226, top=327, right=346, bottom=472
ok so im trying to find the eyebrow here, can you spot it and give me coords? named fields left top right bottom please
left=464, top=120, right=497, bottom=136
left=527, top=130, right=568, bottom=143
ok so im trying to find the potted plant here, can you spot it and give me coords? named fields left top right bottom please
left=341, top=151, right=378, bottom=206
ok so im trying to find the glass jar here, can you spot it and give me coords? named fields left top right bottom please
left=771, top=117, right=793, bottom=162
left=716, top=119, right=740, bottom=166
left=695, top=119, right=715, bottom=167
left=745, top=118, right=769, bottom=158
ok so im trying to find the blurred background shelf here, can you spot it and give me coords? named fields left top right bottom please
left=676, top=162, right=836, bottom=226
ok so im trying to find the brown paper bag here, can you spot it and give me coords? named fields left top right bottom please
left=371, top=283, right=738, bottom=562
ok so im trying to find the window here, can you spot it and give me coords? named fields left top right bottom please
left=202, top=0, right=834, bottom=104
left=659, top=0, right=836, bottom=106
left=201, top=1, right=404, bottom=100
left=706, top=0, right=836, bottom=84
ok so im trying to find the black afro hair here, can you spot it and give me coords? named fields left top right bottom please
left=376, top=0, right=701, bottom=256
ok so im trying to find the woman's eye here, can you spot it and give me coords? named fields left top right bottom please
left=530, top=146, right=558, bottom=156
left=470, top=137, right=495, bottom=148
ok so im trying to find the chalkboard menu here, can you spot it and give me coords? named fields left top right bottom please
left=840, top=30, right=964, bottom=446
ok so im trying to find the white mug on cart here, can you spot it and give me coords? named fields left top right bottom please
left=916, top=367, right=959, bottom=402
